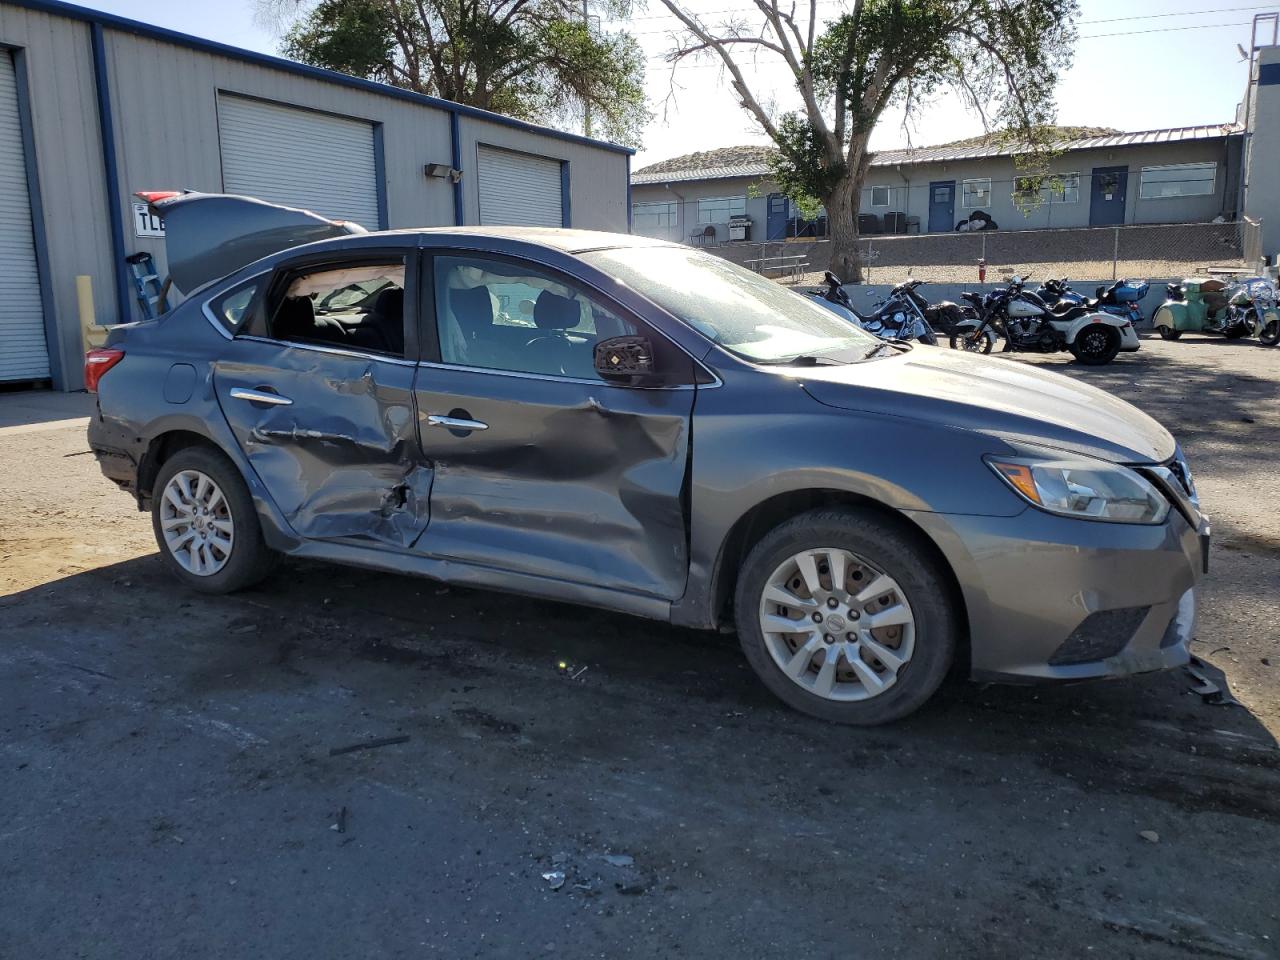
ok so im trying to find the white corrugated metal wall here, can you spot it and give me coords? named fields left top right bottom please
left=477, top=145, right=563, bottom=227
left=217, top=94, right=381, bottom=228
left=0, top=49, right=50, bottom=381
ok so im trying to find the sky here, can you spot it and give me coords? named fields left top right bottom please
left=81, top=0, right=1273, bottom=167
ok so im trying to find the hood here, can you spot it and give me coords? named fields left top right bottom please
left=140, top=191, right=367, bottom=294
left=797, top=348, right=1174, bottom=464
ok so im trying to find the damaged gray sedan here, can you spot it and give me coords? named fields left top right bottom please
left=88, top=193, right=1210, bottom=724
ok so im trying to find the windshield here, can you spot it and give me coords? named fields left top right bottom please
left=582, top=246, right=878, bottom=362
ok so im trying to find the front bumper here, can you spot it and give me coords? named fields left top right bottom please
left=906, top=505, right=1207, bottom=683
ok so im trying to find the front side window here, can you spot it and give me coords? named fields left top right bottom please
left=1140, top=163, right=1216, bottom=199
left=870, top=185, right=892, bottom=207
left=962, top=179, right=992, bottom=208
left=266, top=261, right=407, bottom=357
left=698, top=196, right=746, bottom=223
left=434, top=255, right=637, bottom=380
left=583, top=246, right=877, bottom=363
left=633, top=201, right=677, bottom=230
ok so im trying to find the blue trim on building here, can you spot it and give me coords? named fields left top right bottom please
left=626, top=154, right=632, bottom=233
left=10, top=0, right=635, bottom=157
left=371, top=123, right=389, bottom=230
left=449, top=110, right=464, bottom=226
left=560, top=161, right=571, bottom=228
left=89, top=22, right=132, bottom=327
left=7, top=45, right=63, bottom=387
left=1260, top=63, right=1280, bottom=86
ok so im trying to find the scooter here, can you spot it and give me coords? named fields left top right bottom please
left=1152, top=277, right=1280, bottom=344
left=949, top=275, right=1140, bottom=365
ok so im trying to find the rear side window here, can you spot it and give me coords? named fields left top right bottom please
left=266, top=261, right=407, bottom=358
left=209, top=280, right=261, bottom=335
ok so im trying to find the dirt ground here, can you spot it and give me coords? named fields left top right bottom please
left=2, top=336, right=1278, bottom=959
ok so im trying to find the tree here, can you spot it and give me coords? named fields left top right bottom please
left=260, top=0, right=649, bottom=145
left=660, top=0, right=1079, bottom=280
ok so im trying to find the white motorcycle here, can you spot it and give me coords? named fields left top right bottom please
left=949, top=275, right=1140, bottom=365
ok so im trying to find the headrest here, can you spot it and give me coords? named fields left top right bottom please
left=274, top=295, right=315, bottom=337
left=533, top=290, right=579, bottom=330
left=373, top=286, right=403, bottom=317
left=450, top=286, right=493, bottom=339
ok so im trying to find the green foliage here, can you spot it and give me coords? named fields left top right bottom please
left=279, top=0, right=648, bottom=145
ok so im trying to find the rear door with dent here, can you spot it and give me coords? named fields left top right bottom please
left=210, top=242, right=431, bottom=547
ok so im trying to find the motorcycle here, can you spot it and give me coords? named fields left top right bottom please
left=949, top=275, right=1140, bottom=365
left=1152, top=276, right=1280, bottom=345
left=1035, top=277, right=1149, bottom=327
left=808, top=272, right=938, bottom=344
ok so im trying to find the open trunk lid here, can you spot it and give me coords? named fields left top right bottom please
left=138, top=191, right=367, bottom=294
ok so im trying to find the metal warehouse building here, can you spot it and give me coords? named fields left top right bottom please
left=0, top=0, right=634, bottom=390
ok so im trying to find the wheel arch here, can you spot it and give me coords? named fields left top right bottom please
left=136, top=427, right=229, bottom=508
left=707, top=488, right=970, bottom=670
left=1066, top=313, right=1125, bottom=343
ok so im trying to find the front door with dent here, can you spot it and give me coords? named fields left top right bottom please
left=412, top=252, right=695, bottom=600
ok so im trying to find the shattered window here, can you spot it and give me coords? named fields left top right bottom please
left=268, top=261, right=407, bottom=357
left=434, top=255, right=636, bottom=381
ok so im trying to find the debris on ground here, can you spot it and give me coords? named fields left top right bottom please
left=556, top=661, right=589, bottom=680
left=330, top=806, right=348, bottom=833
left=541, top=870, right=566, bottom=891
left=1184, top=656, right=1242, bottom=707
left=601, top=854, right=634, bottom=867
left=327, top=735, right=411, bottom=756
left=1139, top=830, right=1160, bottom=844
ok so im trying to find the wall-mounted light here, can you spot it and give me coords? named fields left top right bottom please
left=424, top=163, right=462, bottom=184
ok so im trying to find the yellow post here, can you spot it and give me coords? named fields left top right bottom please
left=78, top=275, right=107, bottom=351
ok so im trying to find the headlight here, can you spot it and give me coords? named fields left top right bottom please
left=986, top=455, right=1170, bottom=524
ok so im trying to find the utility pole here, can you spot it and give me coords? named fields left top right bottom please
left=582, top=0, right=593, bottom=138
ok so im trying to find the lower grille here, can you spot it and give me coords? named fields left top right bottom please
left=1048, top=607, right=1151, bottom=666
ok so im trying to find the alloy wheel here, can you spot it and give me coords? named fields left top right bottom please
left=757, top=547, right=916, bottom=702
left=159, top=469, right=235, bottom=576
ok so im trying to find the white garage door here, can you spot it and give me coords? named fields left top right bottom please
left=218, top=94, right=380, bottom=228
left=477, top=146, right=563, bottom=227
left=0, top=51, right=50, bottom=382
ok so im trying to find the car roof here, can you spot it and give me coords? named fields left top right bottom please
left=409, top=226, right=676, bottom=254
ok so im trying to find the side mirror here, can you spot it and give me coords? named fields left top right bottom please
left=594, top=335, right=657, bottom=384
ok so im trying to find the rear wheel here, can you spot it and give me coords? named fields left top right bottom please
left=151, top=446, right=275, bottom=594
left=734, top=508, right=956, bottom=725
left=1156, top=324, right=1182, bottom=341
left=1070, top=325, right=1121, bottom=365
left=1261, top=315, right=1280, bottom=346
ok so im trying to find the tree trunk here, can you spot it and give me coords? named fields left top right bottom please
left=825, top=176, right=862, bottom=283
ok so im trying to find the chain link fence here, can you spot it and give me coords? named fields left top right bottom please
left=855, top=220, right=1258, bottom=285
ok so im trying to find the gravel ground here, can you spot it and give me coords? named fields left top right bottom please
left=1, top=337, right=1278, bottom=959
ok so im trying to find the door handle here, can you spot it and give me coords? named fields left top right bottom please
left=230, top=387, right=292, bottom=406
left=426, top=414, right=488, bottom=431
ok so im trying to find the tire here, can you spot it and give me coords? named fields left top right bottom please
left=1261, top=316, right=1280, bottom=347
left=1070, top=325, right=1121, bottom=365
left=949, top=330, right=995, bottom=355
left=151, top=445, right=276, bottom=594
left=1156, top=324, right=1182, bottom=341
left=733, top=507, right=957, bottom=725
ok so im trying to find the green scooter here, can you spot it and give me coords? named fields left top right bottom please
left=1152, top=277, right=1280, bottom=345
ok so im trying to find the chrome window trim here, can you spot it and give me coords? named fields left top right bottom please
left=415, top=359, right=716, bottom=391
left=236, top=334, right=419, bottom=367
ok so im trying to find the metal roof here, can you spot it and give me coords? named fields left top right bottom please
left=631, top=123, right=1242, bottom=184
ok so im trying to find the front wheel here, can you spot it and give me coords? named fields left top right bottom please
left=1261, top=315, right=1280, bottom=346
left=1070, top=325, right=1121, bottom=365
left=734, top=508, right=957, bottom=725
left=949, top=330, right=995, bottom=355
left=151, top=445, right=276, bottom=594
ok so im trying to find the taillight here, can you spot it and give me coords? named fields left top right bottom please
left=84, top=348, right=125, bottom=392
left=134, top=190, right=180, bottom=204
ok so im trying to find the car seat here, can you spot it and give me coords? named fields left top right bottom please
left=527, top=290, right=583, bottom=376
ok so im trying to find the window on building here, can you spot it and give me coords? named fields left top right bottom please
left=1015, top=173, right=1080, bottom=205
left=870, top=185, right=892, bottom=207
left=698, top=196, right=747, bottom=223
left=1139, top=163, right=1216, bottom=199
left=632, top=201, right=678, bottom=230
left=961, top=179, right=992, bottom=208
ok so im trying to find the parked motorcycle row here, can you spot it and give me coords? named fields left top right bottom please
left=808, top=271, right=1280, bottom=365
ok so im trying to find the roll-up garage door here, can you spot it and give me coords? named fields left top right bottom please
left=0, top=51, right=50, bottom=382
left=477, top=146, right=563, bottom=227
left=217, top=94, right=380, bottom=228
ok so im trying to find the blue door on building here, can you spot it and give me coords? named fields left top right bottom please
left=1089, top=166, right=1128, bottom=226
left=927, top=181, right=955, bottom=233
left=766, top=193, right=788, bottom=240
